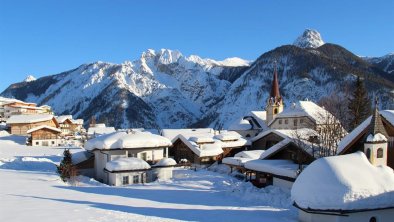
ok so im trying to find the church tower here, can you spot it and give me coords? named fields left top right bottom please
left=266, top=62, right=284, bottom=124
left=364, top=98, right=388, bottom=166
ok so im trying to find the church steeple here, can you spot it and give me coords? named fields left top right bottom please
left=266, top=61, right=284, bottom=124
left=367, top=98, right=388, bottom=139
left=270, top=62, right=281, bottom=102
left=363, top=97, right=388, bottom=166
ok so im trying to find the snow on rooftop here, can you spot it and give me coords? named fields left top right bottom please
left=228, top=118, right=252, bottom=131
left=7, top=114, right=54, bottom=124
left=105, top=157, right=151, bottom=172
left=190, top=136, right=215, bottom=143
left=245, top=159, right=300, bottom=178
left=87, top=125, right=116, bottom=136
left=235, top=150, right=265, bottom=159
left=175, top=135, right=223, bottom=157
left=366, top=133, right=387, bottom=142
left=252, top=128, right=317, bottom=143
left=161, top=128, right=215, bottom=141
left=215, top=131, right=241, bottom=141
left=269, top=100, right=333, bottom=126
left=56, top=115, right=73, bottom=123
left=292, top=152, right=394, bottom=211
left=72, top=119, right=84, bottom=125
left=249, top=111, right=269, bottom=130
left=222, top=157, right=252, bottom=167
left=26, top=125, right=61, bottom=134
left=85, top=131, right=172, bottom=151
left=154, top=158, right=177, bottom=167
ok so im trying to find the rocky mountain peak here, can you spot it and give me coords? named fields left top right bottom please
left=24, top=75, right=36, bottom=82
left=293, top=29, right=325, bottom=48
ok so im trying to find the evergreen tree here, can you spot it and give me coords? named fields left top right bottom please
left=57, top=149, right=73, bottom=182
left=348, top=76, right=372, bottom=130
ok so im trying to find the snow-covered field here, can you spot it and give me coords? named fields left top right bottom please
left=0, top=134, right=297, bottom=222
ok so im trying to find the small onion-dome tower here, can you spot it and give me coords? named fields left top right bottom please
left=364, top=98, right=389, bottom=166
left=266, top=61, right=284, bottom=124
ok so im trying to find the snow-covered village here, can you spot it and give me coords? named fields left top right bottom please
left=1, top=1, right=394, bottom=222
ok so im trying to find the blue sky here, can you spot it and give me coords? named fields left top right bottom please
left=1, top=0, right=393, bottom=91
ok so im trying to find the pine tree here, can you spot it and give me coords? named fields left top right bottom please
left=57, top=149, right=73, bottom=182
left=348, top=76, right=372, bottom=130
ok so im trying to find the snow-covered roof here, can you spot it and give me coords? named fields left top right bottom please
left=161, top=128, right=215, bottom=142
left=26, top=125, right=61, bottom=134
left=56, top=115, right=73, bottom=123
left=85, top=131, right=172, bottom=151
left=292, top=152, right=394, bottom=211
left=71, top=119, right=84, bottom=125
left=228, top=118, right=252, bottom=131
left=154, top=158, right=177, bottom=167
left=0, top=96, right=24, bottom=105
left=245, top=159, right=300, bottom=178
left=222, top=157, right=252, bottom=167
left=87, top=125, right=116, bottom=136
left=7, top=105, right=43, bottom=110
left=268, top=100, right=332, bottom=126
left=72, top=151, right=93, bottom=165
left=234, top=150, right=265, bottom=159
left=337, top=110, right=394, bottom=154
left=252, top=128, right=317, bottom=143
left=7, top=114, right=54, bottom=124
left=215, top=131, right=241, bottom=141
left=366, top=133, right=387, bottom=142
left=174, top=135, right=223, bottom=157
left=249, top=111, right=269, bottom=130
left=105, top=157, right=151, bottom=172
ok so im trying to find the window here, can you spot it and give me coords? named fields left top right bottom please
left=279, top=120, right=282, bottom=124
left=366, top=148, right=371, bottom=159
left=300, top=119, right=304, bottom=124
left=52, top=141, right=55, bottom=145
left=128, top=153, right=132, bottom=157
left=377, top=148, right=384, bottom=158
left=35, top=142, right=39, bottom=145
left=274, top=108, right=278, bottom=114
left=246, top=134, right=251, bottom=138
left=140, top=152, right=147, bottom=161
left=293, top=119, right=297, bottom=126
left=122, top=176, right=129, bottom=185
left=133, top=175, right=139, bottom=184
left=284, top=120, right=288, bottom=124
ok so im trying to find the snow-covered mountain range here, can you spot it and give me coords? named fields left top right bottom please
left=293, top=29, right=325, bottom=48
left=2, top=30, right=393, bottom=129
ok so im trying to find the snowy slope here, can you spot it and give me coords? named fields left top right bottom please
left=364, top=53, right=394, bottom=74
left=2, top=36, right=394, bottom=129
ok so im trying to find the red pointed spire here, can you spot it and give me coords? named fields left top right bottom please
left=270, top=61, right=281, bottom=99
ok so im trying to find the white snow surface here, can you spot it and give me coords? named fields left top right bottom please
left=366, top=133, right=387, bottom=142
left=291, top=152, right=394, bottom=210
left=6, top=114, right=54, bottom=124
left=71, top=150, right=93, bottom=165
left=154, top=158, right=177, bottom=167
left=174, top=135, right=224, bottom=157
left=293, top=29, right=324, bottom=48
left=235, top=150, right=265, bottom=159
left=228, top=117, right=252, bottom=130
left=245, top=159, right=300, bottom=179
left=85, top=131, right=172, bottom=150
left=105, top=157, right=151, bottom=172
left=161, top=128, right=215, bottom=141
left=0, top=134, right=297, bottom=222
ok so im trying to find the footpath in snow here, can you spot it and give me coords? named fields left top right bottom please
left=0, top=134, right=297, bottom=222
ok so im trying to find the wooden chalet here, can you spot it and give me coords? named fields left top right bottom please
left=27, top=125, right=62, bottom=146
left=7, top=114, right=59, bottom=136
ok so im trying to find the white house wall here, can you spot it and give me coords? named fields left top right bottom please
left=299, top=208, right=394, bottom=222
left=108, top=171, right=148, bottom=186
